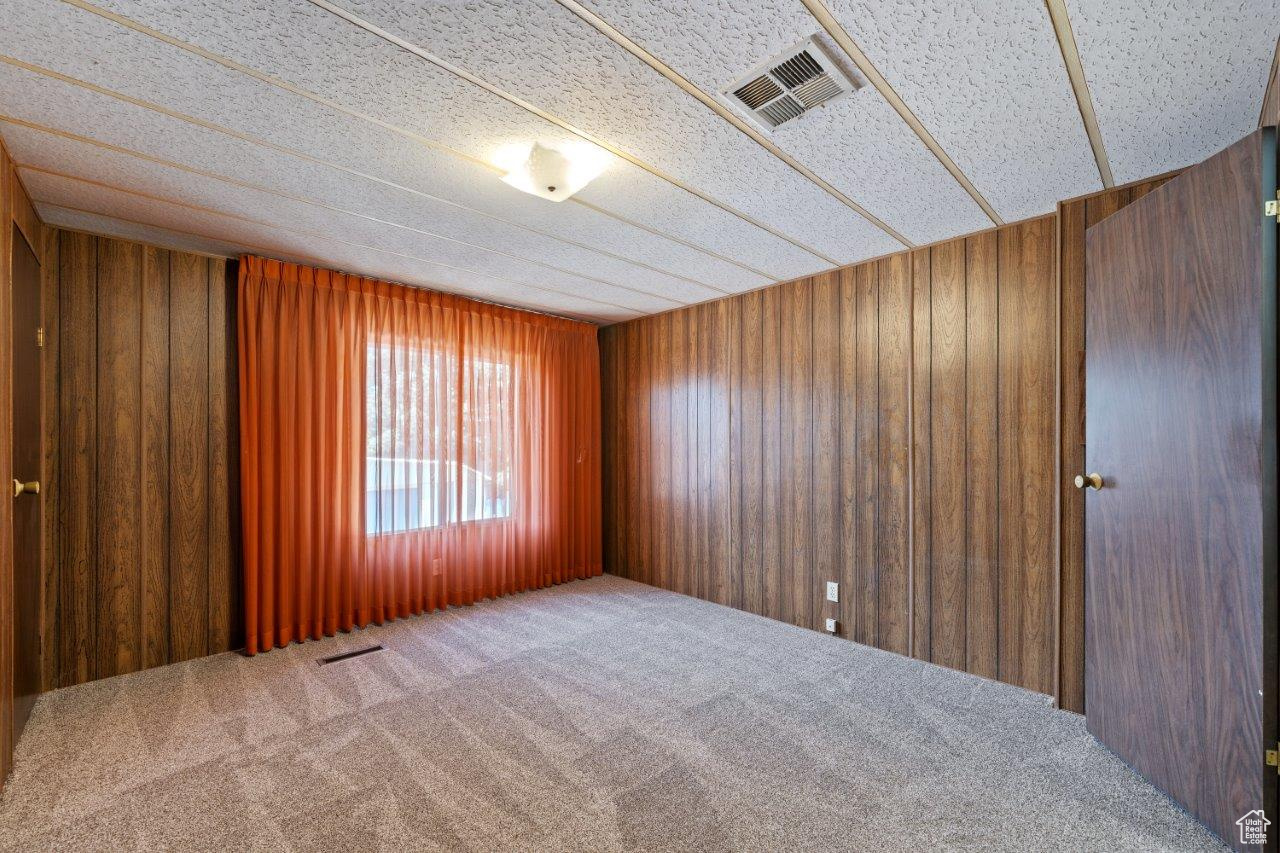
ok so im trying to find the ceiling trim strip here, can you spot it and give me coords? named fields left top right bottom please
left=53, top=0, right=792, bottom=282
left=1043, top=0, right=1114, bottom=188
left=21, top=165, right=655, bottom=315
left=797, top=0, right=1005, bottom=225
left=0, top=117, right=723, bottom=303
left=552, top=0, right=913, bottom=248
left=305, top=0, right=841, bottom=265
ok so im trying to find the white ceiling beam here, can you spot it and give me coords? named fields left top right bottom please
left=797, top=0, right=1005, bottom=226
left=1043, top=0, right=1114, bottom=188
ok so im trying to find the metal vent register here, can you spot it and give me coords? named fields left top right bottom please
left=725, top=37, right=857, bottom=130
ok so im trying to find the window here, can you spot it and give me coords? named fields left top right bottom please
left=364, top=343, right=513, bottom=535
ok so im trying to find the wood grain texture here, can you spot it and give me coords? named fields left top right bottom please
left=94, top=237, right=143, bottom=680
left=853, top=263, right=879, bottom=646
left=601, top=211, right=1056, bottom=692
left=10, top=219, right=42, bottom=750
left=169, top=252, right=210, bottom=663
left=207, top=260, right=239, bottom=655
left=600, top=170, right=1170, bottom=698
left=40, top=231, right=239, bottom=691
left=964, top=230, right=1000, bottom=681
left=997, top=215, right=1058, bottom=696
left=812, top=272, right=840, bottom=634
left=38, top=228, right=59, bottom=694
left=140, top=246, right=169, bottom=671
left=0, top=147, right=13, bottom=789
left=1056, top=173, right=1177, bottom=712
left=929, top=237, right=967, bottom=672
left=909, top=250, right=931, bottom=660
left=56, top=231, right=97, bottom=688
left=876, top=255, right=911, bottom=656
left=1084, top=128, right=1275, bottom=849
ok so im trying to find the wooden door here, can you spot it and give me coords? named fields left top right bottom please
left=9, top=223, right=41, bottom=743
left=1084, top=128, right=1277, bottom=849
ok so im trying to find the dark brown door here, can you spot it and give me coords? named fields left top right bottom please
left=1084, top=128, right=1277, bottom=849
left=10, top=223, right=41, bottom=743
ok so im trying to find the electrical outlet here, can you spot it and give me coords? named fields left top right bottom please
left=825, top=581, right=839, bottom=603
left=825, top=617, right=838, bottom=634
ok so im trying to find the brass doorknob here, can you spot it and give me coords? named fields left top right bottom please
left=1074, top=473, right=1103, bottom=491
left=11, top=479, right=39, bottom=497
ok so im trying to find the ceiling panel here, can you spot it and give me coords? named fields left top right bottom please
left=0, top=107, right=719, bottom=308
left=1066, top=0, right=1279, bottom=183
left=575, top=0, right=993, bottom=244
left=29, top=173, right=638, bottom=322
left=337, top=0, right=906, bottom=263
left=822, top=0, right=1102, bottom=221
left=12, top=134, right=681, bottom=315
left=0, top=0, right=1267, bottom=323
left=0, top=0, right=807, bottom=305
left=53, top=0, right=833, bottom=279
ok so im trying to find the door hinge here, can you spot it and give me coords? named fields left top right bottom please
left=1267, top=192, right=1280, bottom=219
left=35, top=327, right=44, bottom=348
left=1267, top=744, right=1280, bottom=773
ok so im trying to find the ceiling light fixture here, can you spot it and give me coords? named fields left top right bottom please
left=495, top=141, right=610, bottom=202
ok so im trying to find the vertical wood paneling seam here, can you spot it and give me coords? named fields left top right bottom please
left=204, top=260, right=212, bottom=652
left=962, top=239, right=971, bottom=670
left=1053, top=207, right=1065, bottom=707
left=924, top=253, right=933, bottom=663
left=994, top=236, right=1002, bottom=681
left=137, top=247, right=145, bottom=670
left=203, top=257, right=211, bottom=658
left=808, top=283, right=816, bottom=628
left=775, top=294, right=782, bottom=619
left=874, top=270, right=881, bottom=649
left=927, top=247, right=935, bottom=665
left=48, top=232, right=59, bottom=689
left=836, top=279, right=844, bottom=634
left=91, top=236, right=100, bottom=681
left=905, top=261, right=915, bottom=658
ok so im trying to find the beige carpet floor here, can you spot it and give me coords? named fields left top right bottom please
left=0, top=574, right=1222, bottom=852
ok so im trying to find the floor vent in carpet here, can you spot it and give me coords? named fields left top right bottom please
left=318, top=645, right=384, bottom=665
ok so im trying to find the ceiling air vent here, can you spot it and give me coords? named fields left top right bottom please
left=724, top=37, right=857, bottom=131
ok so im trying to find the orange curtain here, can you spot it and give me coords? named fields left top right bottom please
left=237, top=256, right=601, bottom=654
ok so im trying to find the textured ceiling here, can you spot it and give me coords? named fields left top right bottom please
left=0, top=0, right=1275, bottom=323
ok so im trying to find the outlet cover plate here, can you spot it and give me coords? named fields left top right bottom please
left=825, top=581, right=839, bottom=603
left=825, top=617, right=837, bottom=633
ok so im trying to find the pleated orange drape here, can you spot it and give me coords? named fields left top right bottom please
left=237, top=256, right=602, bottom=654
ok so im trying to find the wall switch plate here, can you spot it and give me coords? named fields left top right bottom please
left=825, top=618, right=838, bottom=633
left=825, top=581, right=839, bottom=603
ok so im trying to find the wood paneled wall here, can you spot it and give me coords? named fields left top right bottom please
left=602, top=215, right=1058, bottom=695
left=41, top=230, right=241, bottom=690
left=1057, top=173, right=1176, bottom=712
left=603, top=175, right=1175, bottom=704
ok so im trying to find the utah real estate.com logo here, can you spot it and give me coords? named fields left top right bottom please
left=1237, top=810, right=1270, bottom=845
